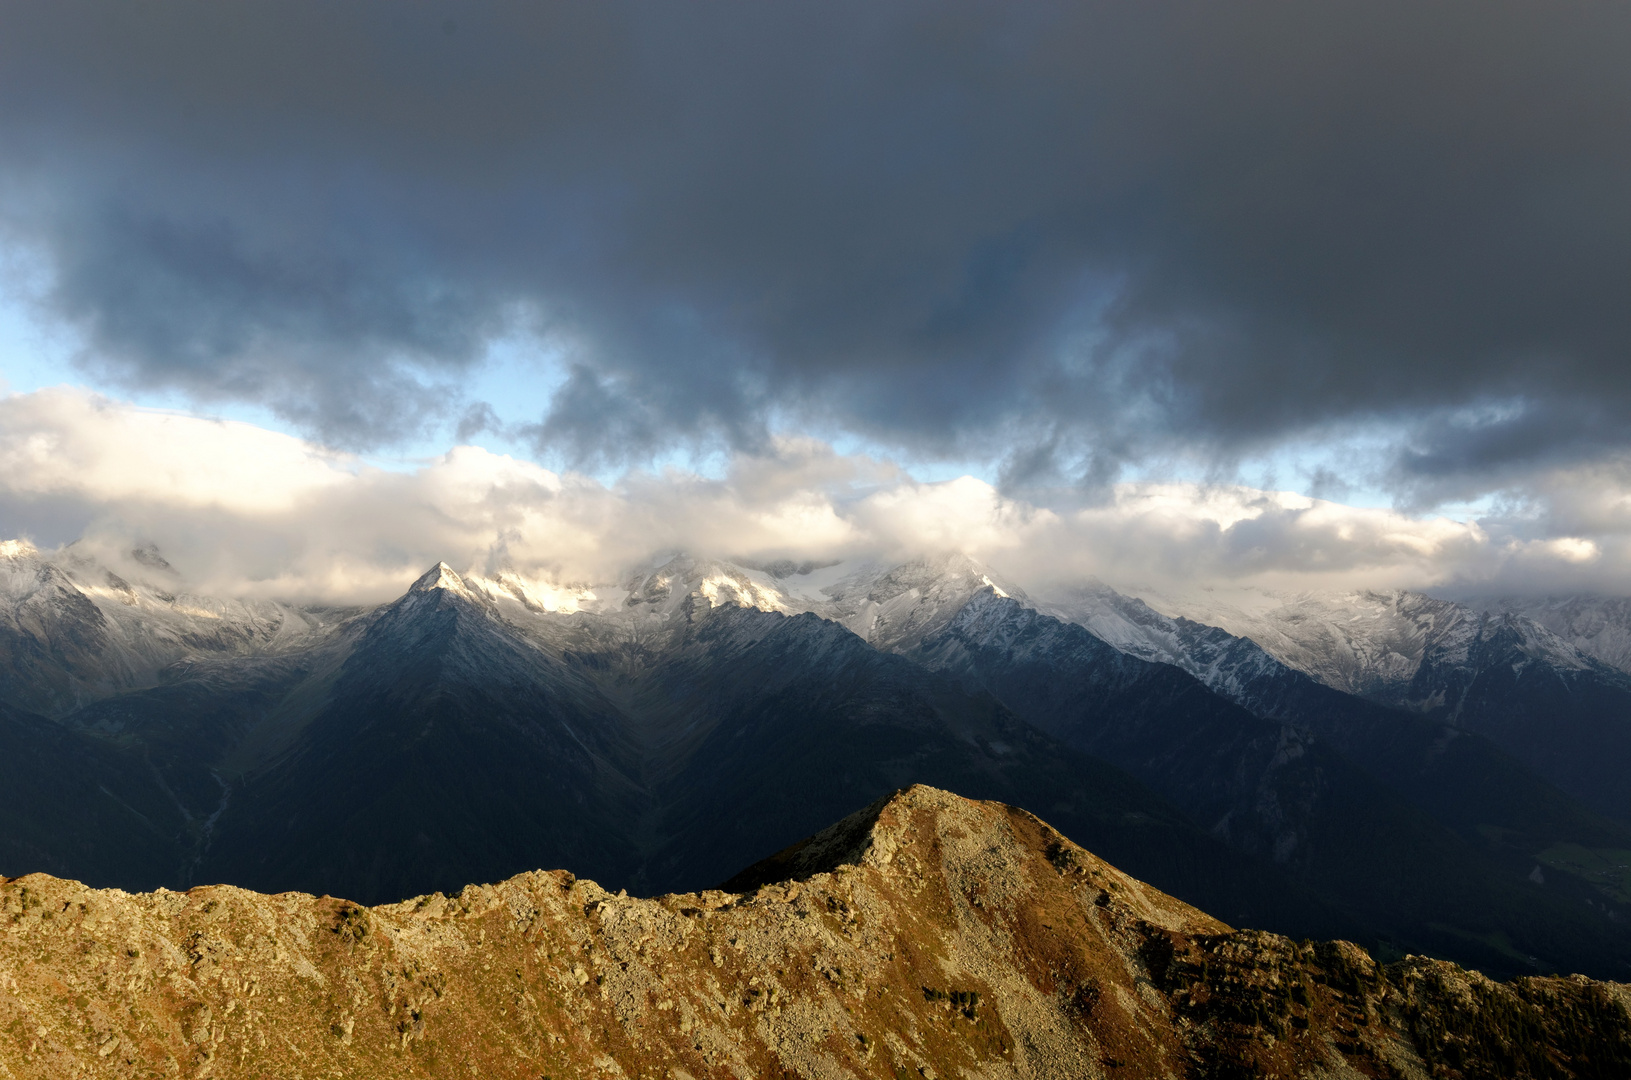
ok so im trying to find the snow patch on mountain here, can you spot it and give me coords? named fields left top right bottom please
left=1104, top=584, right=1602, bottom=707
left=799, top=554, right=1026, bottom=651
left=13, top=528, right=1628, bottom=733
left=0, top=538, right=354, bottom=714
left=1465, top=595, right=1631, bottom=676
left=1038, top=580, right=1306, bottom=711
left=465, top=570, right=600, bottom=614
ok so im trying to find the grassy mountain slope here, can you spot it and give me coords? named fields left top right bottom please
left=3, top=787, right=1628, bottom=1080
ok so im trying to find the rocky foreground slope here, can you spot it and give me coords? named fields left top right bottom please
left=3, top=788, right=1629, bottom=1080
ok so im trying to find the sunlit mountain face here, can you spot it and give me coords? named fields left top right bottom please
left=4, top=6, right=1631, bottom=1074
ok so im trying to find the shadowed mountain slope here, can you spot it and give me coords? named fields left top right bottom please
left=1044, top=581, right=1631, bottom=916
left=197, top=574, right=1324, bottom=938
left=6, top=561, right=1318, bottom=943
left=196, top=566, right=648, bottom=904
left=0, top=540, right=347, bottom=719
left=609, top=603, right=1326, bottom=935
left=0, top=699, right=187, bottom=891
left=1127, top=586, right=1631, bottom=824
left=6, top=548, right=1631, bottom=980
left=877, top=585, right=1631, bottom=978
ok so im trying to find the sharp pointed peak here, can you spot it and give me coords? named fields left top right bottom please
left=409, top=561, right=470, bottom=595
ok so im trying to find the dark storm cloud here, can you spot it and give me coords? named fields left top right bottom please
left=1, top=1, right=1629, bottom=489
left=1388, top=400, right=1630, bottom=510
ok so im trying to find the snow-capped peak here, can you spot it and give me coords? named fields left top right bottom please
left=440, top=555, right=806, bottom=624
left=801, top=553, right=1027, bottom=650
left=0, top=538, right=39, bottom=561
left=464, top=570, right=599, bottom=614
left=620, top=555, right=797, bottom=616
left=409, top=562, right=472, bottom=596
left=1469, top=594, right=1631, bottom=675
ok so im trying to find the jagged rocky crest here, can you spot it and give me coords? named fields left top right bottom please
left=2, top=787, right=1627, bottom=1080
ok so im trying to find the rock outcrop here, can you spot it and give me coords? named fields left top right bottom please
left=2, top=786, right=1629, bottom=1079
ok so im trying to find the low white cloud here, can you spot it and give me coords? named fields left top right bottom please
left=0, top=388, right=353, bottom=510
left=1, top=387, right=1629, bottom=604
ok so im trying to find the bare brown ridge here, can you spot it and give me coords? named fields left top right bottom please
left=2, top=785, right=1629, bottom=1079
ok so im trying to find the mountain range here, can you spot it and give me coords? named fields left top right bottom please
left=1080, top=584, right=1631, bottom=824
left=4, top=539, right=1631, bottom=982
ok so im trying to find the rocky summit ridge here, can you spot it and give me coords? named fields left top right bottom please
left=3, top=786, right=1630, bottom=1080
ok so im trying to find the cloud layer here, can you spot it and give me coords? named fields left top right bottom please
left=2, top=2, right=1629, bottom=497
left=3, top=389, right=1625, bottom=603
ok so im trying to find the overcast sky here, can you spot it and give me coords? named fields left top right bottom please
left=2, top=1, right=1629, bottom=598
